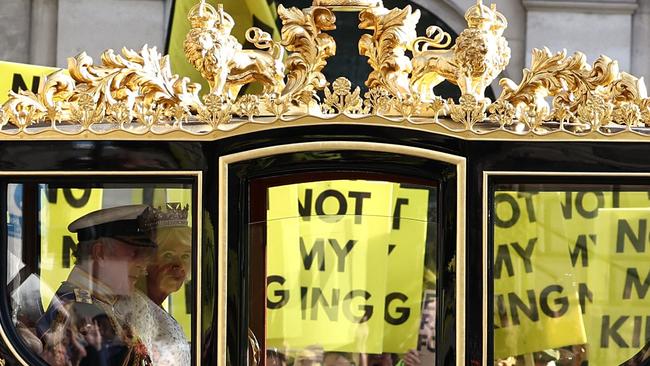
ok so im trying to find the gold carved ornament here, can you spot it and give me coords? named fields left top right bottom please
left=1, top=0, right=649, bottom=138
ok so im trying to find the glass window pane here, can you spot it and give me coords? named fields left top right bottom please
left=253, top=179, right=438, bottom=366
left=492, top=185, right=650, bottom=366
left=6, top=182, right=194, bottom=366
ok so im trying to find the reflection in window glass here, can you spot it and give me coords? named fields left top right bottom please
left=492, top=187, right=650, bottom=366
left=7, top=183, right=194, bottom=366
left=258, top=179, right=437, bottom=366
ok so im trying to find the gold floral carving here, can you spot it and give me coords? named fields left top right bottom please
left=4, top=0, right=650, bottom=139
left=323, top=77, right=362, bottom=114
left=358, top=5, right=420, bottom=99
left=278, top=5, right=336, bottom=104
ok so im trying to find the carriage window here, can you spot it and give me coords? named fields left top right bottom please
left=6, top=182, right=195, bottom=366
left=492, top=185, right=650, bottom=366
left=250, top=179, right=438, bottom=366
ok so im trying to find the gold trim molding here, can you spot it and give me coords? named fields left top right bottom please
left=2, top=0, right=649, bottom=140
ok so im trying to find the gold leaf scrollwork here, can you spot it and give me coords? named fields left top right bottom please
left=449, top=94, right=487, bottom=128
left=428, top=96, right=447, bottom=121
left=359, top=5, right=420, bottom=100
left=279, top=5, right=336, bottom=104
left=323, top=78, right=362, bottom=114
left=496, top=47, right=647, bottom=130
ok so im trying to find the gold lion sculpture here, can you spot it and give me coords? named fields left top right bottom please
left=411, top=0, right=510, bottom=101
left=184, top=0, right=285, bottom=99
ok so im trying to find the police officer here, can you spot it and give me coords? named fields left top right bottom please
left=37, top=205, right=157, bottom=366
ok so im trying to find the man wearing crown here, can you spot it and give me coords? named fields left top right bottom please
left=36, top=205, right=157, bottom=366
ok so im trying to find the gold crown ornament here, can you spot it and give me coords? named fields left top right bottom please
left=139, top=203, right=190, bottom=231
left=1, top=0, right=648, bottom=139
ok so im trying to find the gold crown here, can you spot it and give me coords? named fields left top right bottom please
left=139, top=203, right=190, bottom=231
left=1, top=0, right=647, bottom=140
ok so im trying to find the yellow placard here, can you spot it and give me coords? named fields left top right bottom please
left=266, top=180, right=429, bottom=354
left=0, top=60, right=60, bottom=103
left=493, top=191, right=650, bottom=365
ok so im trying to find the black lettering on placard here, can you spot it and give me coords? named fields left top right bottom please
left=418, top=334, right=436, bottom=352
left=62, top=235, right=76, bottom=268
left=315, top=189, right=347, bottom=222
left=623, top=268, right=650, bottom=299
left=601, top=315, right=629, bottom=348
left=494, top=294, right=508, bottom=328
left=617, top=219, right=647, bottom=253
left=562, top=192, right=605, bottom=219
left=578, top=283, right=593, bottom=314
left=646, top=316, right=650, bottom=345
left=342, top=290, right=372, bottom=323
left=267, top=275, right=289, bottom=309
left=329, top=239, right=356, bottom=272
left=613, top=190, right=621, bottom=208
left=494, top=194, right=520, bottom=228
left=420, top=292, right=435, bottom=327
left=300, top=286, right=309, bottom=320
left=494, top=244, right=514, bottom=279
left=300, top=287, right=378, bottom=323
left=517, top=192, right=538, bottom=223
left=509, top=290, right=539, bottom=326
left=510, top=238, right=536, bottom=274
left=11, top=73, right=40, bottom=94
left=309, top=287, right=340, bottom=321
left=634, top=316, right=643, bottom=348
left=539, top=285, right=568, bottom=318
left=63, top=188, right=92, bottom=208
left=299, top=189, right=373, bottom=223
left=393, top=198, right=409, bottom=230
left=384, top=292, right=410, bottom=325
left=348, top=191, right=371, bottom=224
left=494, top=239, right=535, bottom=279
left=300, top=237, right=325, bottom=271
left=45, top=189, right=58, bottom=204
left=388, top=244, right=396, bottom=255
left=298, top=189, right=313, bottom=221
left=300, top=237, right=356, bottom=272
left=569, top=234, right=596, bottom=268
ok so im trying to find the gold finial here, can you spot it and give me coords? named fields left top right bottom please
left=312, top=0, right=383, bottom=12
